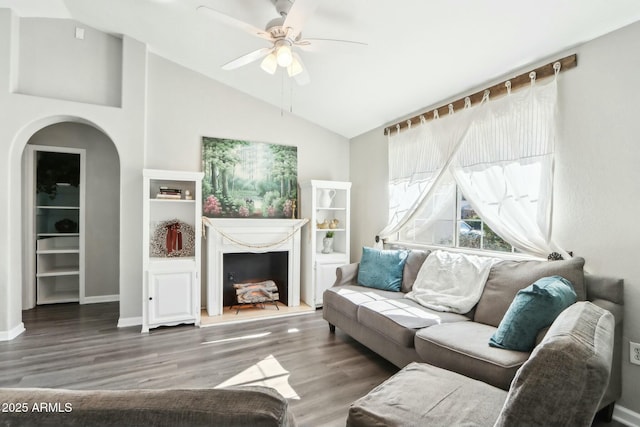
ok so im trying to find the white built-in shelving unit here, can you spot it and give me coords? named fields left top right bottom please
left=301, top=180, right=351, bottom=307
left=142, top=169, right=203, bottom=333
left=26, top=145, right=85, bottom=306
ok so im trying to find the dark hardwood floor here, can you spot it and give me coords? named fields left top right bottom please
left=0, top=303, right=397, bottom=426
left=0, top=303, right=625, bottom=426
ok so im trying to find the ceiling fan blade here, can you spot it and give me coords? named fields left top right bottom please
left=290, top=52, right=310, bottom=86
left=283, top=0, right=321, bottom=38
left=222, top=47, right=273, bottom=70
left=197, top=5, right=272, bottom=41
left=296, top=38, right=368, bottom=53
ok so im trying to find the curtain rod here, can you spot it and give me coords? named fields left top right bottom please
left=384, top=53, right=577, bottom=135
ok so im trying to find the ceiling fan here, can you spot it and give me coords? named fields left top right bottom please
left=197, top=0, right=367, bottom=85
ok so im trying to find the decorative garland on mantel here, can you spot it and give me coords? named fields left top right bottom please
left=201, top=217, right=308, bottom=250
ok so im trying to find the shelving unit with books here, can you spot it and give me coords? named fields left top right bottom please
left=142, top=169, right=203, bottom=333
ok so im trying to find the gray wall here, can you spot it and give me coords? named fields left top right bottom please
left=27, top=123, right=120, bottom=299
left=0, top=10, right=350, bottom=333
left=145, top=54, right=351, bottom=298
left=350, top=20, right=640, bottom=417
left=18, top=18, right=122, bottom=107
left=1, top=10, right=147, bottom=333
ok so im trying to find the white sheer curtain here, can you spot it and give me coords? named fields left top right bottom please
left=379, top=107, right=476, bottom=239
left=451, top=79, right=557, bottom=257
left=382, top=77, right=559, bottom=257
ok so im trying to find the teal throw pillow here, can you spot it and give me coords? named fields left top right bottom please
left=489, top=275, right=577, bottom=352
left=357, top=247, right=408, bottom=292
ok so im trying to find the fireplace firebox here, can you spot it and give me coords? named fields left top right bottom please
left=223, top=252, right=288, bottom=308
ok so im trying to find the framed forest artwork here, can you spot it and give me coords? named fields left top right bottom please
left=202, top=137, right=298, bottom=219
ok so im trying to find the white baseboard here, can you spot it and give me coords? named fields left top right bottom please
left=614, top=405, right=640, bottom=427
left=117, top=316, right=142, bottom=328
left=0, top=323, right=25, bottom=341
left=83, top=294, right=119, bottom=304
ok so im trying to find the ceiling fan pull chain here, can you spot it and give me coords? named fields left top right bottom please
left=290, top=80, right=294, bottom=113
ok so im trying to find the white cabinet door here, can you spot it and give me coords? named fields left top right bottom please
left=148, top=269, right=196, bottom=326
left=315, top=262, right=344, bottom=307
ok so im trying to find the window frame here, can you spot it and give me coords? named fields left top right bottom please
left=392, top=186, right=517, bottom=255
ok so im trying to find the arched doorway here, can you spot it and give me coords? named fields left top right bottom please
left=21, top=121, right=120, bottom=311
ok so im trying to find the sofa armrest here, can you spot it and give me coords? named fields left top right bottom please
left=0, top=386, right=296, bottom=427
left=333, top=263, right=359, bottom=287
left=590, top=299, right=623, bottom=325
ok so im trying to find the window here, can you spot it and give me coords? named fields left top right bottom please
left=457, top=191, right=514, bottom=253
left=398, top=187, right=514, bottom=253
left=383, top=79, right=557, bottom=258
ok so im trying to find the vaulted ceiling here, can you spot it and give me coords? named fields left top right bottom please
left=4, top=0, right=640, bottom=138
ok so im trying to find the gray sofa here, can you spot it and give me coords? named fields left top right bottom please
left=347, top=301, right=615, bottom=426
left=322, top=249, right=624, bottom=418
left=0, top=386, right=296, bottom=426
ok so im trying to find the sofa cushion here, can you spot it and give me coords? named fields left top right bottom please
left=489, top=276, right=577, bottom=352
left=357, top=299, right=470, bottom=348
left=347, top=362, right=506, bottom=427
left=474, top=257, right=585, bottom=327
left=415, top=321, right=530, bottom=390
left=357, top=247, right=408, bottom=292
left=323, top=285, right=405, bottom=320
left=585, top=274, right=624, bottom=305
left=400, top=249, right=430, bottom=293
left=495, top=302, right=614, bottom=426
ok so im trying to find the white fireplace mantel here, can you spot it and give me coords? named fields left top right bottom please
left=204, top=218, right=307, bottom=316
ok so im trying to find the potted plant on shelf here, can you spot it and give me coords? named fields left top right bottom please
left=322, top=231, right=334, bottom=254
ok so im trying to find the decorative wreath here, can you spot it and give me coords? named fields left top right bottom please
left=150, top=219, right=195, bottom=257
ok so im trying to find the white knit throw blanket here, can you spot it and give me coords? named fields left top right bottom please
left=405, top=250, right=501, bottom=313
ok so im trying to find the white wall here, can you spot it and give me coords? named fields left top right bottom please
left=350, top=21, right=640, bottom=417
left=145, top=54, right=350, bottom=182
left=554, top=21, right=640, bottom=417
left=25, top=123, right=120, bottom=300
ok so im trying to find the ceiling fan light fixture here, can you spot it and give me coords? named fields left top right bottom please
left=260, top=52, right=278, bottom=74
left=287, top=56, right=303, bottom=77
left=275, top=42, right=293, bottom=67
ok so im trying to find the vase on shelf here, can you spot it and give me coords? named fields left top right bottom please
left=322, top=231, right=334, bottom=254
left=322, top=237, right=334, bottom=254
left=318, top=189, right=336, bottom=208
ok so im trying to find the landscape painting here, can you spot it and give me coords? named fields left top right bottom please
left=202, top=137, right=298, bottom=218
